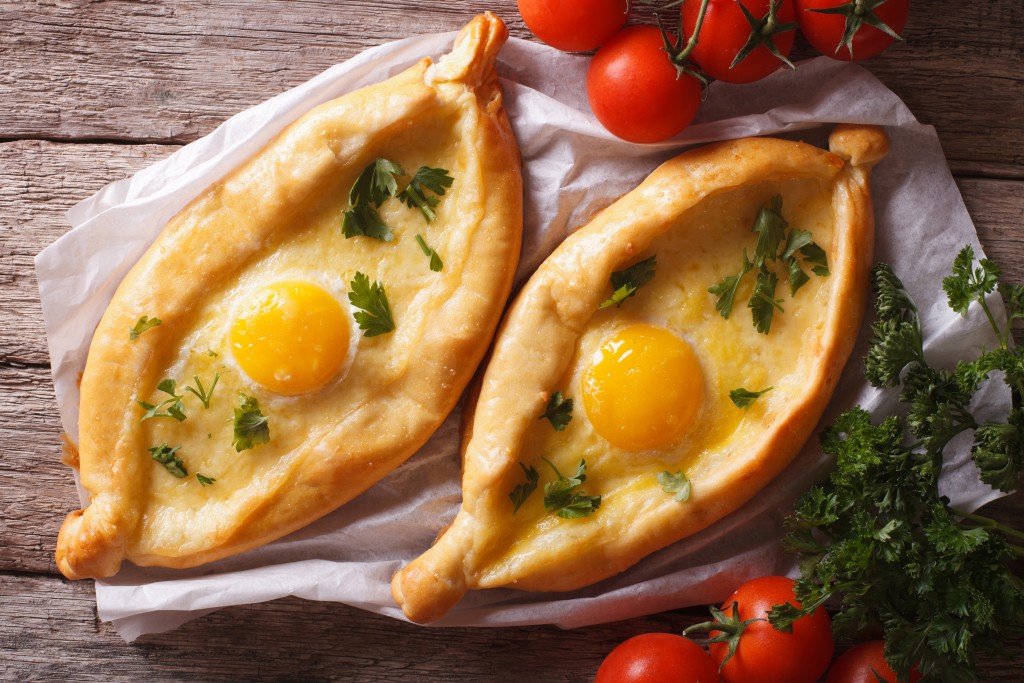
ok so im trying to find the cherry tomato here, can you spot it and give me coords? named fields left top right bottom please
left=517, top=0, right=629, bottom=52
left=595, top=633, right=722, bottom=683
left=681, top=0, right=797, bottom=84
left=826, top=641, right=922, bottom=683
left=586, top=25, right=702, bottom=143
left=795, top=0, right=908, bottom=61
left=709, top=576, right=834, bottom=683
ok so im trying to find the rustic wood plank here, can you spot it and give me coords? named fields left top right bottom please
left=2, top=572, right=1022, bottom=681
left=2, top=0, right=1023, bottom=176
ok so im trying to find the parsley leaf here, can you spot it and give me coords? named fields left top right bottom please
left=183, top=373, right=219, bottom=410
left=752, top=195, right=788, bottom=266
left=709, top=249, right=753, bottom=320
left=414, top=233, right=444, bottom=272
left=196, top=473, right=216, bottom=487
left=657, top=470, right=691, bottom=502
left=943, top=245, right=1000, bottom=317
left=599, top=255, right=656, bottom=309
left=542, top=458, right=601, bottom=519
left=349, top=158, right=404, bottom=207
left=748, top=269, right=784, bottom=334
left=509, top=463, right=540, bottom=515
left=149, top=443, right=187, bottom=478
left=539, top=391, right=573, bottom=431
left=729, top=386, right=773, bottom=409
left=129, top=315, right=161, bottom=341
left=137, top=379, right=186, bottom=422
left=800, top=242, right=829, bottom=277
left=399, top=166, right=454, bottom=223
left=349, top=272, right=395, bottom=337
left=342, top=158, right=404, bottom=241
left=233, top=394, right=270, bottom=452
left=342, top=203, right=394, bottom=242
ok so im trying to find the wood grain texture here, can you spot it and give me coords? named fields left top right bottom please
left=2, top=0, right=1023, bottom=176
left=2, top=0, right=1024, bottom=678
left=2, top=572, right=1022, bottom=682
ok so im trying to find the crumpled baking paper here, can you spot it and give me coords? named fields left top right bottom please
left=36, top=28, right=1009, bottom=642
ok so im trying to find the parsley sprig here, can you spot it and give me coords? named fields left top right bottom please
left=539, top=391, right=573, bottom=431
left=709, top=196, right=828, bottom=334
left=600, top=255, right=656, bottom=309
left=129, top=315, right=161, bottom=341
left=768, top=248, right=1024, bottom=683
left=729, top=386, right=773, bottom=410
left=138, top=379, right=186, bottom=422
left=414, top=233, right=444, bottom=272
left=657, top=470, right=691, bottom=502
left=233, top=394, right=270, bottom=452
left=349, top=271, right=395, bottom=337
left=542, top=458, right=602, bottom=519
left=507, top=458, right=601, bottom=518
left=149, top=443, right=187, bottom=478
left=342, top=159, right=453, bottom=240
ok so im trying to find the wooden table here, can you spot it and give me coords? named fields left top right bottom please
left=2, top=1, right=1022, bottom=680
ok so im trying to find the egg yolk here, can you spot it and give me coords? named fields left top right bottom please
left=582, top=325, right=704, bottom=451
left=230, top=281, right=350, bottom=396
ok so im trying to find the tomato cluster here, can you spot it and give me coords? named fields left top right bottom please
left=594, top=576, right=920, bottom=683
left=517, top=0, right=908, bottom=143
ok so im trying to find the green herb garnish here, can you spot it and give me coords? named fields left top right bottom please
left=399, top=166, right=454, bottom=223
left=414, top=233, right=444, bottom=272
left=137, top=378, right=186, bottom=422
left=348, top=271, right=395, bottom=337
left=342, top=158, right=403, bottom=241
left=539, top=391, right=573, bottom=431
left=600, top=255, right=656, bottom=309
left=709, top=196, right=827, bottom=334
left=769, top=249, right=1024, bottom=683
left=542, top=458, right=601, bottom=519
left=729, top=386, right=773, bottom=410
left=149, top=443, right=187, bottom=478
left=232, top=394, right=270, bottom=452
left=509, top=463, right=540, bottom=515
left=196, top=473, right=216, bottom=486
left=656, top=470, right=691, bottom=502
left=129, top=315, right=161, bottom=341
left=183, top=372, right=220, bottom=410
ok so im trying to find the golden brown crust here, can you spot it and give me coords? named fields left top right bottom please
left=57, top=13, right=521, bottom=580
left=392, top=127, right=888, bottom=623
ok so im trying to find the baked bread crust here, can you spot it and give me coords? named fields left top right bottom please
left=392, top=125, right=889, bottom=623
left=56, top=13, right=522, bottom=580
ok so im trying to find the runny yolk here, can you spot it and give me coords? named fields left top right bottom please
left=581, top=324, right=704, bottom=451
left=230, top=281, right=350, bottom=396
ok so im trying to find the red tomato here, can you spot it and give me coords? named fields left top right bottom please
left=586, top=26, right=702, bottom=143
left=826, top=641, right=922, bottom=683
left=517, top=0, right=629, bottom=52
left=595, top=633, right=721, bottom=683
left=795, top=0, right=908, bottom=61
left=681, top=0, right=797, bottom=84
left=709, top=576, right=834, bottom=683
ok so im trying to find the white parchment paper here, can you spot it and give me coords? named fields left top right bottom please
left=36, top=30, right=1009, bottom=642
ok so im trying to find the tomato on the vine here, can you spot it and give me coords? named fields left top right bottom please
left=688, top=576, right=834, bottom=683
left=586, top=25, right=702, bottom=143
left=517, top=0, right=629, bottom=53
left=595, top=633, right=721, bottom=683
left=826, top=641, right=922, bottom=683
left=795, top=0, right=908, bottom=61
left=681, top=0, right=797, bottom=84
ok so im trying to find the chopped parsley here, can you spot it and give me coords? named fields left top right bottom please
left=599, top=255, right=657, bottom=309
left=348, top=271, right=395, bottom=337
left=342, top=159, right=454, bottom=239
left=149, top=443, right=187, bottom=478
left=399, top=166, right=454, bottom=223
left=539, top=391, right=573, bottom=431
left=232, top=394, right=270, bottom=452
left=129, top=315, right=161, bottom=341
left=509, top=463, right=540, bottom=515
left=729, top=386, right=773, bottom=410
left=656, top=470, right=691, bottom=503
left=414, top=233, right=444, bottom=272
left=137, top=378, right=186, bottom=422
left=542, top=458, right=601, bottom=519
left=183, top=372, right=219, bottom=410
left=709, top=196, right=828, bottom=334
left=196, top=473, right=216, bottom=487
